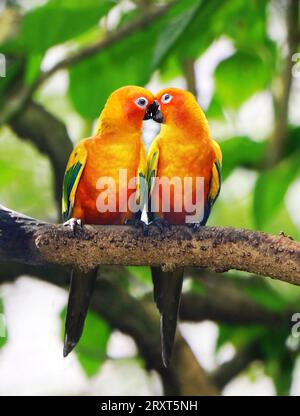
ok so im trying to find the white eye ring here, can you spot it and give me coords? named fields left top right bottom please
left=161, top=93, right=172, bottom=104
left=135, top=97, right=148, bottom=109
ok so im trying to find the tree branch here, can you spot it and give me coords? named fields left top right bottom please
left=268, top=0, right=300, bottom=166
left=0, top=262, right=219, bottom=396
left=210, top=342, right=262, bottom=389
left=38, top=2, right=175, bottom=85
left=180, top=289, right=281, bottom=327
left=91, top=278, right=219, bottom=396
left=1, top=261, right=288, bottom=392
left=1, top=205, right=300, bottom=285
left=0, top=1, right=176, bottom=125
left=9, top=101, right=73, bottom=214
left=182, top=58, right=198, bottom=99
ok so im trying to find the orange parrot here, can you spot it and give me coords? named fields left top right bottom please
left=62, top=86, right=155, bottom=357
left=147, top=88, right=222, bottom=366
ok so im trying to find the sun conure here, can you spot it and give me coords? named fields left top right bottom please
left=62, top=85, right=155, bottom=357
left=147, top=88, right=222, bottom=367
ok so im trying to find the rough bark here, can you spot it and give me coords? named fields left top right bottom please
left=1, top=206, right=299, bottom=285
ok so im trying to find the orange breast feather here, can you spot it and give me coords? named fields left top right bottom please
left=73, top=135, right=141, bottom=224
left=155, top=131, right=215, bottom=224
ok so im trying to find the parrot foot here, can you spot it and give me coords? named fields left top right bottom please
left=149, top=217, right=171, bottom=233
left=188, top=222, right=202, bottom=232
left=63, top=218, right=83, bottom=235
left=125, top=218, right=149, bottom=236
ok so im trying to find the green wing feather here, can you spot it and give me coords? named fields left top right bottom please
left=146, top=140, right=159, bottom=222
left=62, top=143, right=87, bottom=222
left=201, top=140, right=222, bottom=225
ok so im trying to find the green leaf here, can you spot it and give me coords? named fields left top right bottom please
left=190, top=280, right=206, bottom=295
left=206, top=95, right=224, bottom=120
left=24, top=53, right=43, bottom=85
left=0, top=298, right=7, bottom=349
left=69, top=0, right=212, bottom=118
left=264, top=354, right=294, bottom=396
left=126, top=266, right=151, bottom=285
left=159, top=56, right=182, bottom=82
left=214, top=51, right=271, bottom=109
left=0, top=132, right=56, bottom=220
left=243, top=282, right=288, bottom=312
left=216, top=324, right=264, bottom=351
left=152, top=0, right=225, bottom=69
left=220, top=136, right=267, bottom=180
left=68, top=6, right=171, bottom=118
left=253, top=155, right=300, bottom=229
left=152, top=0, right=203, bottom=70
left=216, top=0, right=269, bottom=50
left=21, top=0, right=113, bottom=53
left=260, top=327, right=295, bottom=395
left=60, top=307, right=111, bottom=378
left=284, top=126, right=300, bottom=158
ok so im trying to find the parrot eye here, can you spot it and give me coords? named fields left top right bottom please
left=161, top=93, right=172, bottom=104
left=135, top=97, right=148, bottom=109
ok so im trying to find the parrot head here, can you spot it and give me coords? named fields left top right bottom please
left=96, top=85, right=156, bottom=133
left=152, top=88, right=207, bottom=129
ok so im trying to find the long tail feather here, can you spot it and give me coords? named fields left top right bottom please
left=63, top=267, right=98, bottom=357
left=151, top=266, right=184, bottom=367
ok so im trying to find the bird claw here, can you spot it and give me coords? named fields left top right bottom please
left=63, top=218, right=83, bottom=235
left=125, top=218, right=149, bottom=236
left=188, top=222, right=201, bottom=232
left=149, top=217, right=171, bottom=233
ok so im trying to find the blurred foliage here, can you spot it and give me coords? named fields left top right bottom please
left=0, top=0, right=300, bottom=394
left=0, top=128, right=56, bottom=220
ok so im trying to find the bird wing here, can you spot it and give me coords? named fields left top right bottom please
left=136, top=142, right=148, bottom=213
left=201, top=139, right=222, bottom=225
left=62, top=142, right=88, bottom=222
left=146, top=139, right=160, bottom=222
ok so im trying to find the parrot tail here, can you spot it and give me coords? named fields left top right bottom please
left=151, top=266, right=184, bottom=367
left=63, top=267, right=98, bottom=357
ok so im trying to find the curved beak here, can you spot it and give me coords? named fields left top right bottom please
left=143, top=100, right=164, bottom=123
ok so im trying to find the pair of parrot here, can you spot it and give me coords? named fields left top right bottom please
left=62, top=85, right=222, bottom=367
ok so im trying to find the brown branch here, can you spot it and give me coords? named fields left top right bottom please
left=91, top=278, right=219, bottom=396
left=9, top=100, right=73, bottom=214
left=182, top=58, right=198, bottom=99
left=0, top=262, right=218, bottom=396
left=180, top=290, right=281, bottom=327
left=268, top=0, right=300, bottom=166
left=38, top=3, right=175, bottom=84
left=1, top=205, right=300, bottom=285
left=1, top=262, right=290, bottom=392
left=210, top=342, right=262, bottom=389
left=181, top=269, right=287, bottom=326
left=0, top=2, right=176, bottom=125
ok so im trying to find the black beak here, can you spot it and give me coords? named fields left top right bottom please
left=143, top=100, right=164, bottom=123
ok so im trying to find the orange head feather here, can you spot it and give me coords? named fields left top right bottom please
left=95, top=85, right=154, bottom=134
left=153, top=87, right=210, bottom=136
